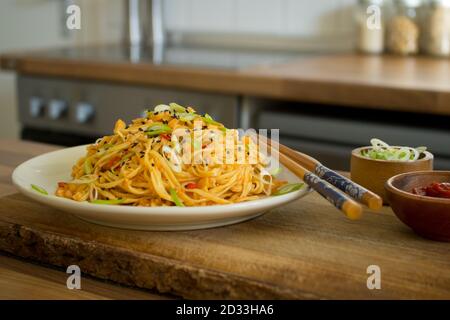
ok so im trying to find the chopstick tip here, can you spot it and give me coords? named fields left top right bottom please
left=343, top=202, right=363, bottom=220
left=367, top=196, right=383, bottom=211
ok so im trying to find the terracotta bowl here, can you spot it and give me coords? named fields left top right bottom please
left=351, top=147, right=433, bottom=204
left=385, top=171, right=450, bottom=242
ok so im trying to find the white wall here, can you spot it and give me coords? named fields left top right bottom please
left=0, top=0, right=355, bottom=140
left=0, top=0, right=68, bottom=139
left=0, top=0, right=123, bottom=139
left=164, top=0, right=356, bottom=38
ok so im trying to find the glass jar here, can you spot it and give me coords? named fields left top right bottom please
left=420, top=0, right=450, bottom=56
left=355, top=0, right=386, bottom=54
left=386, top=0, right=421, bottom=55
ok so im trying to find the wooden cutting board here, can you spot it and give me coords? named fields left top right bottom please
left=0, top=192, right=449, bottom=299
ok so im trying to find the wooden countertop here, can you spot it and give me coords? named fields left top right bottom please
left=0, top=139, right=168, bottom=299
left=2, top=46, right=450, bottom=115
left=1, top=139, right=450, bottom=299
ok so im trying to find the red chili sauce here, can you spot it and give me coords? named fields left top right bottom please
left=412, top=182, right=450, bottom=199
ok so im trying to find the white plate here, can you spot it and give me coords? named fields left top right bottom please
left=12, top=145, right=311, bottom=231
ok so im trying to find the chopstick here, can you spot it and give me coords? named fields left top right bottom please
left=258, top=137, right=362, bottom=219
left=276, top=150, right=363, bottom=219
left=266, top=139, right=383, bottom=211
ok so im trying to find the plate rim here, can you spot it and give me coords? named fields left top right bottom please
left=12, top=144, right=312, bottom=218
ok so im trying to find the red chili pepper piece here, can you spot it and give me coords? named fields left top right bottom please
left=414, top=181, right=450, bottom=199
left=431, top=182, right=450, bottom=198
left=161, top=134, right=171, bottom=140
left=186, top=182, right=197, bottom=189
left=104, top=156, right=121, bottom=170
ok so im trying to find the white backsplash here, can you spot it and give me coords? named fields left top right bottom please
left=164, top=0, right=356, bottom=37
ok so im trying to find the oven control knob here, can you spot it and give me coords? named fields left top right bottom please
left=29, top=97, right=44, bottom=118
left=76, top=102, right=95, bottom=123
left=49, top=99, right=68, bottom=119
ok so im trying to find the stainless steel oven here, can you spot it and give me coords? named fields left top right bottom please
left=17, top=75, right=239, bottom=146
left=251, top=99, right=450, bottom=170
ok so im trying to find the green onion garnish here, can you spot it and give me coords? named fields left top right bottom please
left=145, top=122, right=172, bottom=137
left=169, top=188, right=185, bottom=207
left=361, top=138, right=427, bottom=162
left=31, top=184, right=48, bottom=195
left=270, top=167, right=282, bottom=177
left=202, top=113, right=222, bottom=126
left=273, top=183, right=304, bottom=196
left=178, top=113, right=197, bottom=122
left=84, top=158, right=93, bottom=175
left=169, top=102, right=186, bottom=113
left=90, top=199, right=124, bottom=205
left=146, top=129, right=171, bottom=137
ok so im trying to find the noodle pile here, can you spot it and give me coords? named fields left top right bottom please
left=55, top=103, right=286, bottom=206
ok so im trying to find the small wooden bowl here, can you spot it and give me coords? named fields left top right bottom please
left=385, top=171, right=450, bottom=242
left=351, top=147, right=433, bottom=204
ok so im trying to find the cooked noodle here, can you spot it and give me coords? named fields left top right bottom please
left=55, top=103, right=286, bottom=206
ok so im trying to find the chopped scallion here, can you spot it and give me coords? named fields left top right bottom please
left=31, top=184, right=48, bottom=195
left=360, top=138, right=427, bottom=162
left=178, top=113, right=197, bottom=122
left=270, top=167, right=282, bottom=177
left=90, top=199, right=124, bottom=205
left=169, top=102, right=186, bottom=113
left=202, top=113, right=222, bottom=126
left=273, top=183, right=304, bottom=196
left=84, top=158, right=93, bottom=175
left=169, top=188, right=185, bottom=207
left=145, top=122, right=172, bottom=136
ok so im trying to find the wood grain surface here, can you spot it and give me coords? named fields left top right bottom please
left=2, top=50, right=450, bottom=115
left=0, top=139, right=168, bottom=299
left=1, top=191, right=450, bottom=299
left=1, top=139, right=449, bottom=300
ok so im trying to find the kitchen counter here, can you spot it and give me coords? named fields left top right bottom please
left=0, top=139, right=168, bottom=299
left=2, top=45, right=450, bottom=115
left=1, top=139, right=450, bottom=299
